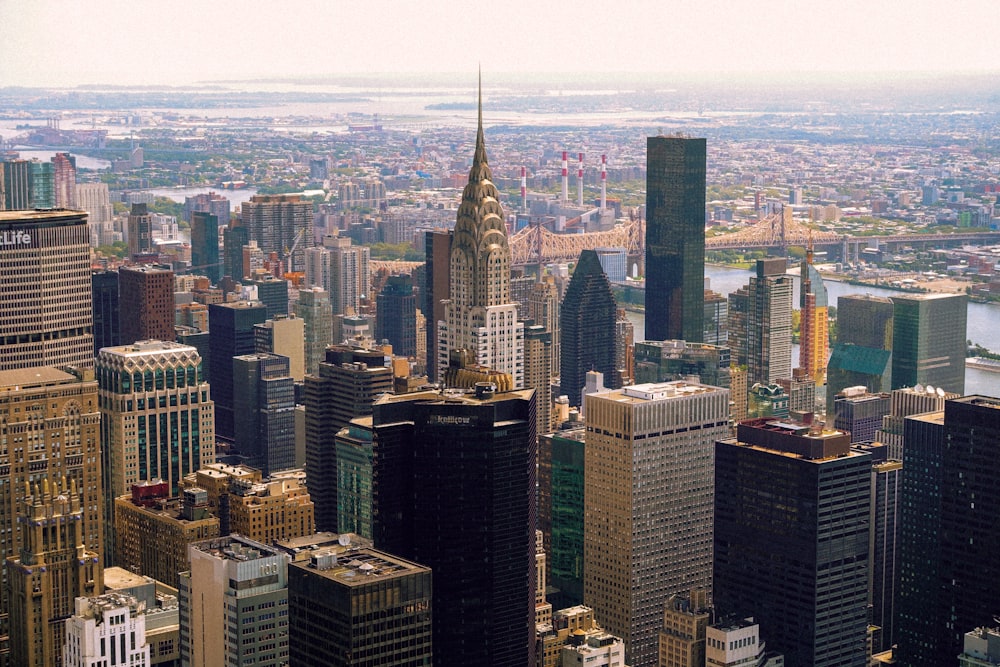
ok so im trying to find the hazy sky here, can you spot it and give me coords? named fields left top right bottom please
left=2, top=0, right=999, bottom=87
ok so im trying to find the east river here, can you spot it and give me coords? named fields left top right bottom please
left=626, top=265, right=1000, bottom=398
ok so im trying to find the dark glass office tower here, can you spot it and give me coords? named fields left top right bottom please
left=233, top=353, right=295, bottom=476
left=890, top=293, right=966, bottom=394
left=644, top=136, right=706, bottom=343
left=92, top=269, right=120, bottom=355
left=190, top=211, right=221, bottom=284
left=715, top=418, right=871, bottom=667
left=223, top=224, right=249, bottom=280
left=423, top=231, right=451, bottom=382
left=372, top=386, right=537, bottom=667
left=896, top=397, right=1000, bottom=667
left=375, top=274, right=417, bottom=357
left=208, top=301, right=267, bottom=441
left=559, top=249, right=620, bottom=406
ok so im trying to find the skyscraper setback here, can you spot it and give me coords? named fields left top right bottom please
left=644, top=136, right=706, bottom=343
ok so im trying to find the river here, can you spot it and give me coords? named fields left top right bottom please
left=625, top=265, right=1000, bottom=397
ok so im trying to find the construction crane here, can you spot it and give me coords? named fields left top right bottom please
left=283, top=228, right=307, bottom=276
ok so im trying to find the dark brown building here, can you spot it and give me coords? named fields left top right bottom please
left=119, top=265, right=175, bottom=345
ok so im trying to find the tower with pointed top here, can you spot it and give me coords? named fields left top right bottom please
left=438, top=79, right=524, bottom=387
left=7, top=477, right=103, bottom=667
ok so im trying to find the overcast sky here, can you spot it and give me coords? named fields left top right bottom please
left=2, top=0, right=999, bottom=87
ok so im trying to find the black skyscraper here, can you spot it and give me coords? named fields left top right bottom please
left=191, top=211, right=221, bottom=284
left=715, top=419, right=871, bottom=667
left=92, top=269, right=120, bottom=355
left=560, top=249, right=620, bottom=406
left=372, top=386, right=537, bottom=667
left=644, top=136, right=706, bottom=343
left=896, top=396, right=1000, bottom=667
left=208, top=301, right=267, bottom=441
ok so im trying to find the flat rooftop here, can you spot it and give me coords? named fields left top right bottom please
left=294, top=546, right=429, bottom=586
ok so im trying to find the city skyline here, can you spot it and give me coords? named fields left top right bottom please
left=2, top=1, right=1000, bottom=88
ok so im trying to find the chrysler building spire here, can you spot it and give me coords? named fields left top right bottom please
left=438, top=75, right=524, bottom=388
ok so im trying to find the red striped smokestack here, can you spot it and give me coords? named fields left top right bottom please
left=561, top=151, right=569, bottom=202
left=521, top=166, right=527, bottom=211
left=600, top=154, right=607, bottom=213
left=577, top=153, right=584, bottom=206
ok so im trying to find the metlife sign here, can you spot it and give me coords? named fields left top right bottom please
left=0, top=230, right=33, bottom=247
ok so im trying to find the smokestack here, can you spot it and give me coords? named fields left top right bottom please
left=521, top=166, right=527, bottom=212
left=600, top=154, right=607, bottom=213
left=577, top=152, right=584, bottom=206
left=561, top=151, right=569, bottom=202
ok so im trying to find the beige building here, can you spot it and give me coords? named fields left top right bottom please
left=0, top=209, right=94, bottom=370
left=0, top=367, right=103, bottom=656
left=658, top=589, right=711, bottom=667
left=229, top=470, right=315, bottom=545
left=97, top=341, right=215, bottom=559
left=182, top=463, right=261, bottom=535
left=254, top=314, right=305, bottom=381
left=104, top=567, right=182, bottom=667
left=7, top=479, right=103, bottom=667
left=584, top=382, right=730, bottom=667
left=114, top=482, right=220, bottom=587
left=537, top=606, right=625, bottom=667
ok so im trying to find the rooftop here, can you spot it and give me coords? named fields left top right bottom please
left=0, top=366, right=79, bottom=390
left=294, top=546, right=430, bottom=586
left=606, top=381, right=722, bottom=402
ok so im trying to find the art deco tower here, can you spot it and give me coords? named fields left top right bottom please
left=438, top=81, right=524, bottom=387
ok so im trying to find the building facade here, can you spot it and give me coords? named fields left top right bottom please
left=233, top=353, right=296, bottom=475
left=207, top=301, right=267, bottom=440
left=584, top=382, right=730, bottom=667
left=890, top=293, right=967, bottom=395
left=190, top=211, right=221, bottom=284
left=239, top=194, right=313, bottom=273
left=293, top=287, right=334, bottom=375
left=375, top=274, right=417, bottom=357
left=644, top=136, right=706, bottom=343
left=118, top=265, right=175, bottom=346
left=0, top=209, right=94, bottom=370
left=63, top=594, right=151, bottom=667
left=728, top=259, right=793, bottom=386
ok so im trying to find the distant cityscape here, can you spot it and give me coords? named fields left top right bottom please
left=0, top=74, right=998, bottom=667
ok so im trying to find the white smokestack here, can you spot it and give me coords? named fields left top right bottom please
left=600, top=154, right=607, bottom=213
left=577, top=152, right=584, bottom=206
left=521, top=166, right=527, bottom=212
left=561, top=151, right=568, bottom=202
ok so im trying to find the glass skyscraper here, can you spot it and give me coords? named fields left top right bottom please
left=644, top=136, right=706, bottom=343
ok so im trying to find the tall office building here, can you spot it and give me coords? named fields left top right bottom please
left=7, top=479, right=103, bottom=667
left=63, top=594, right=151, bottom=667
left=336, top=418, right=375, bottom=538
left=246, top=270, right=289, bottom=318
left=118, top=264, right=175, bottom=345
left=890, top=293, right=967, bottom=394
left=703, top=288, right=728, bottom=346
left=294, top=287, right=333, bottom=375
left=207, top=301, right=267, bottom=440
left=524, top=324, right=553, bottom=438
left=714, top=418, right=871, bottom=667
left=423, top=230, right=452, bottom=382
left=0, top=209, right=94, bottom=370
left=190, top=211, right=221, bottom=284
left=798, top=246, right=829, bottom=384
left=222, top=224, right=249, bottom=280
left=233, top=353, right=296, bottom=475
left=304, top=345, right=393, bottom=532
left=585, top=382, right=730, bottom=667
left=127, top=203, right=152, bottom=259
left=179, top=536, right=289, bottom=667
left=92, top=269, right=121, bottom=355
left=239, top=194, right=313, bottom=272
left=833, top=388, right=891, bottom=443
left=827, top=294, right=894, bottom=412
left=874, top=385, right=958, bottom=460
left=305, top=236, right=371, bottom=316
left=28, top=159, right=54, bottom=209
left=896, top=397, right=1000, bottom=667
left=538, top=424, right=586, bottom=608
left=254, top=315, right=305, bottom=380
left=97, top=341, right=215, bottom=558
left=728, top=259, right=793, bottom=386
left=644, top=136, right=706, bottom=343
left=371, top=385, right=537, bottom=666
left=1, top=160, right=30, bottom=210
left=560, top=249, right=620, bottom=406
left=0, top=368, right=102, bottom=660
left=287, top=541, right=433, bottom=667
left=870, top=458, right=901, bottom=655
left=52, top=152, right=77, bottom=208
left=375, top=274, right=417, bottom=357
left=526, top=277, right=561, bottom=377
left=438, top=96, right=524, bottom=387
left=76, top=182, right=114, bottom=246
